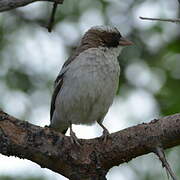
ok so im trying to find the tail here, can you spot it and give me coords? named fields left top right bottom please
left=50, top=110, right=69, bottom=135
left=49, top=124, right=68, bottom=135
left=62, top=128, right=68, bottom=135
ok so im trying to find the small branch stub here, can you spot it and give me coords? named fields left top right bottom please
left=47, top=0, right=64, bottom=32
left=47, top=2, right=58, bottom=32
left=154, top=147, right=177, bottom=180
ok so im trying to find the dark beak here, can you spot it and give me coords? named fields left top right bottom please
left=119, top=37, right=133, bottom=46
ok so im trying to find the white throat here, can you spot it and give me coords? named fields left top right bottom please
left=99, top=46, right=123, bottom=59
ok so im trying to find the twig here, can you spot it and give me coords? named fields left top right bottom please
left=47, top=0, right=63, bottom=32
left=47, top=2, right=58, bottom=32
left=139, top=16, right=180, bottom=23
left=154, top=147, right=177, bottom=180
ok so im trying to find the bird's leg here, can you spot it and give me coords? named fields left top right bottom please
left=97, top=121, right=110, bottom=142
left=69, top=122, right=81, bottom=146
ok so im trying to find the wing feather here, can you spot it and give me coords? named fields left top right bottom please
left=50, top=57, right=73, bottom=121
left=50, top=48, right=83, bottom=121
left=50, top=74, right=64, bottom=121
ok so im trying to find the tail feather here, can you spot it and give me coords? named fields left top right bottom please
left=48, top=124, right=68, bottom=135
left=62, top=128, right=68, bottom=135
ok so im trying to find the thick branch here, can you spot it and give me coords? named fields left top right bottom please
left=0, top=110, right=180, bottom=179
left=0, top=0, right=63, bottom=12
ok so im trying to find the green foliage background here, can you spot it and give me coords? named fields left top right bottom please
left=0, top=0, right=179, bottom=179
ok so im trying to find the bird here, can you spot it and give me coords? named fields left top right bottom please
left=50, top=25, right=133, bottom=144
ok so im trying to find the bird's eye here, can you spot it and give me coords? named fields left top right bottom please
left=106, top=32, right=121, bottom=47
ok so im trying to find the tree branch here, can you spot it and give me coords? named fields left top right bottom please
left=0, top=110, right=180, bottom=179
left=140, top=16, right=180, bottom=23
left=0, top=0, right=63, bottom=12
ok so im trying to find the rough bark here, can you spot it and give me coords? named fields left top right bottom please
left=0, top=0, right=63, bottom=12
left=0, top=110, right=180, bottom=180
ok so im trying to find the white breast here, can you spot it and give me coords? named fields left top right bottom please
left=52, top=47, right=121, bottom=132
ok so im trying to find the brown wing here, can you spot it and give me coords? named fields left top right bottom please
left=50, top=74, right=64, bottom=121
left=50, top=51, right=79, bottom=121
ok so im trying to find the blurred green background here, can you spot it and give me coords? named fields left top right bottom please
left=0, top=0, right=180, bottom=179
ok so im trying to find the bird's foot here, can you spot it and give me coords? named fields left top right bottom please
left=70, top=129, right=81, bottom=146
left=101, top=128, right=110, bottom=143
left=97, top=121, right=110, bottom=143
left=69, top=121, right=81, bottom=146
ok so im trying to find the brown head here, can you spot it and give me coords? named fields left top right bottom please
left=79, top=26, right=133, bottom=50
left=62, top=26, right=133, bottom=68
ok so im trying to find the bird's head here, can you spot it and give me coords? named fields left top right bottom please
left=63, top=26, right=133, bottom=68
left=80, top=26, right=133, bottom=53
